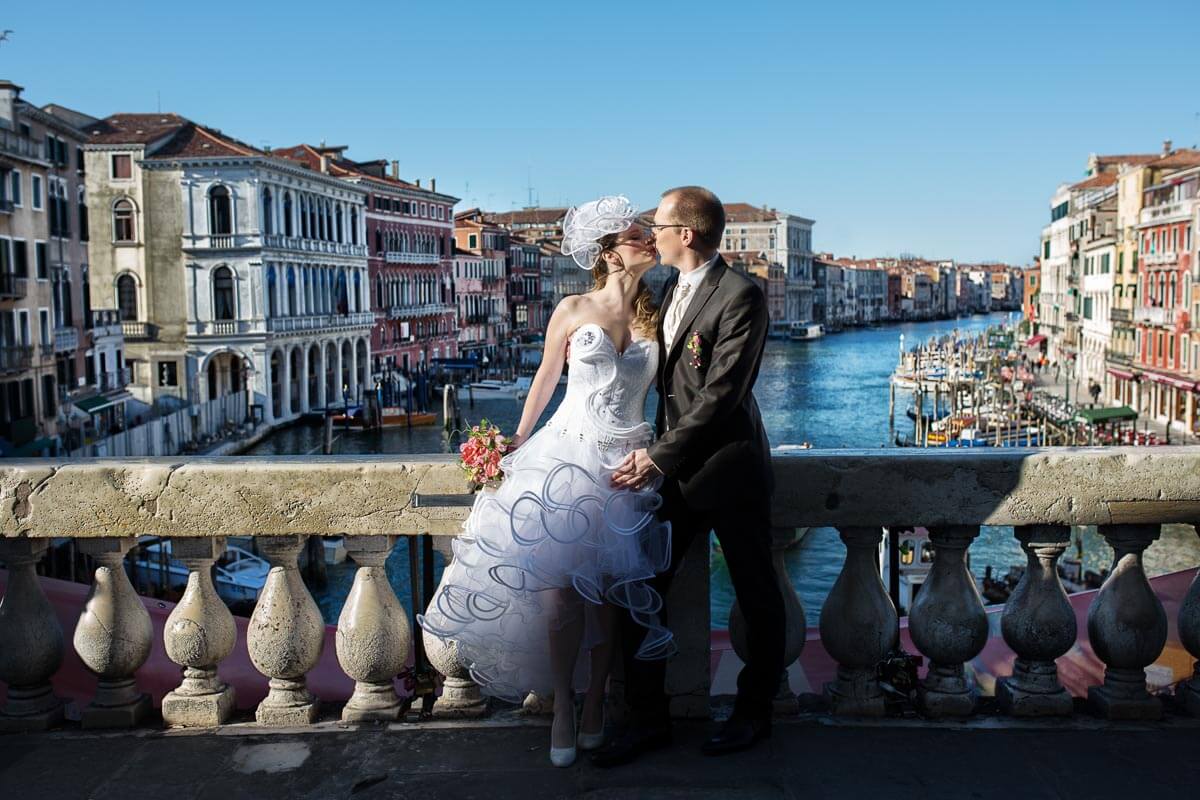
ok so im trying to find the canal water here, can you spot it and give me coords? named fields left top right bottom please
left=244, top=311, right=1200, bottom=627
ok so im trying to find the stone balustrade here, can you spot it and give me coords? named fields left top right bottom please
left=0, top=449, right=1199, bottom=732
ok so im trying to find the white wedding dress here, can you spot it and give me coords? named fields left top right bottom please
left=418, top=323, right=674, bottom=702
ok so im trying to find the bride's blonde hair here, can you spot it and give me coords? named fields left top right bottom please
left=591, top=231, right=658, bottom=339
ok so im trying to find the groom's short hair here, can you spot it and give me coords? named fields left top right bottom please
left=662, top=186, right=725, bottom=253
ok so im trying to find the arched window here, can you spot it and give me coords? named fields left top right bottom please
left=267, top=266, right=278, bottom=318
left=287, top=266, right=297, bottom=316
left=209, top=186, right=232, bottom=235
left=375, top=229, right=383, bottom=254
left=117, top=274, right=138, bottom=321
left=300, top=196, right=309, bottom=238
left=352, top=270, right=362, bottom=313
left=213, top=266, right=235, bottom=320
left=308, top=196, right=317, bottom=239
left=350, top=209, right=359, bottom=245
left=262, top=189, right=274, bottom=236
left=336, top=270, right=349, bottom=315
left=336, top=204, right=344, bottom=243
left=283, top=192, right=294, bottom=236
left=113, top=198, right=136, bottom=242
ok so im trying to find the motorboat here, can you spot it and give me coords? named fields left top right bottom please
left=464, top=376, right=533, bottom=400
left=789, top=321, right=825, bottom=340
left=130, top=537, right=270, bottom=604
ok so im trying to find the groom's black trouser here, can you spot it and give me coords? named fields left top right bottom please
left=621, top=479, right=784, bottom=724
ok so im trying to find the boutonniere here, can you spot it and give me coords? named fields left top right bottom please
left=686, top=331, right=704, bottom=369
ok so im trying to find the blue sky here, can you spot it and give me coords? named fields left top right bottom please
left=4, top=1, right=1198, bottom=264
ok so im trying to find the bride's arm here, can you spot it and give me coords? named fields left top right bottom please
left=511, top=299, right=577, bottom=447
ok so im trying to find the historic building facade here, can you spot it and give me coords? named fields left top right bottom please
left=274, top=148, right=458, bottom=381
left=453, top=212, right=509, bottom=365
left=85, top=115, right=372, bottom=425
left=0, top=81, right=127, bottom=454
left=721, top=203, right=815, bottom=324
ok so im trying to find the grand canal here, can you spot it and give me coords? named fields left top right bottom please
left=244, top=311, right=1200, bottom=627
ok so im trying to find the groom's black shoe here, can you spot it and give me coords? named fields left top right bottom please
left=589, top=723, right=672, bottom=768
left=700, top=716, right=771, bottom=756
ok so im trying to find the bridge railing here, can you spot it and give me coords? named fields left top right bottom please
left=0, top=449, right=1198, bottom=730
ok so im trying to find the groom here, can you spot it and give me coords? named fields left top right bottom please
left=603, top=186, right=784, bottom=764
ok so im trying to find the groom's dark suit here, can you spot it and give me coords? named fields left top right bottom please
left=621, top=255, right=784, bottom=724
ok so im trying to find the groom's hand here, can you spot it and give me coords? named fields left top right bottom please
left=611, top=449, right=662, bottom=490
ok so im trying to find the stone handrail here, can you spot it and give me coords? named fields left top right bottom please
left=1, top=449, right=1199, bottom=731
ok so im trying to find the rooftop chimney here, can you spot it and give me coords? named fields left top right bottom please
left=431, top=178, right=437, bottom=192
left=391, top=160, right=399, bottom=179
left=416, top=179, right=421, bottom=188
left=1164, top=140, right=1173, bottom=155
left=0, top=80, right=23, bottom=131
left=319, top=154, right=329, bottom=174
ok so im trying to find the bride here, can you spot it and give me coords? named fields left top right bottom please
left=418, top=196, right=674, bottom=767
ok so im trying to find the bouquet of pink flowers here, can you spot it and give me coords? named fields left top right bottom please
left=459, top=419, right=512, bottom=488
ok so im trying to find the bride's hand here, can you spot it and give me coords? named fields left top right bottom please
left=507, top=432, right=527, bottom=451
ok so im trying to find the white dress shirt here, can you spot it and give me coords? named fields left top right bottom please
left=663, top=254, right=718, bottom=351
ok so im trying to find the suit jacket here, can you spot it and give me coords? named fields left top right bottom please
left=647, top=256, right=774, bottom=510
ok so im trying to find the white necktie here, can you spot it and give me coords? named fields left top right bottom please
left=665, top=282, right=691, bottom=349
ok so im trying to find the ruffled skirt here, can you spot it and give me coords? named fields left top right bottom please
left=417, top=421, right=674, bottom=702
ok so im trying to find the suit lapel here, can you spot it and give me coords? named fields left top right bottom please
left=666, top=258, right=726, bottom=366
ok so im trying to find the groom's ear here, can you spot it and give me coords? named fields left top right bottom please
left=678, top=227, right=695, bottom=248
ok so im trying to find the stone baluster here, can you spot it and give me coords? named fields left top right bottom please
left=819, top=526, right=897, bottom=716
left=996, top=525, right=1076, bottom=716
left=74, top=537, right=153, bottom=728
left=1087, top=524, right=1167, bottom=720
left=336, top=535, right=408, bottom=722
left=424, top=633, right=488, bottom=718
left=909, top=525, right=988, bottom=717
left=728, top=527, right=808, bottom=713
left=247, top=535, right=324, bottom=725
left=1177, top=523, right=1200, bottom=716
left=0, top=538, right=66, bottom=731
left=162, top=538, right=237, bottom=727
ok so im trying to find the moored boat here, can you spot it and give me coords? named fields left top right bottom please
left=789, top=321, right=825, bottom=341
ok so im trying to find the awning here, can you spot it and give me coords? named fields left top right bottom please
left=1074, top=405, right=1138, bottom=424
left=1143, top=371, right=1198, bottom=392
left=1106, top=367, right=1137, bottom=381
left=75, top=394, right=118, bottom=414
left=1025, top=334, right=1046, bottom=347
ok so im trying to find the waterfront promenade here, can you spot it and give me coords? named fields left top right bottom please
left=3, top=714, right=1200, bottom=799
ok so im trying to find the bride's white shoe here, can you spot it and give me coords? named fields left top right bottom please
left=577, top=707, right=606, bottom=751
left=549, top=708, right=577, bottom=768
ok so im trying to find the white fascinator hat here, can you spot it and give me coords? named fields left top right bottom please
left=560, top=195, right=640, bottom=270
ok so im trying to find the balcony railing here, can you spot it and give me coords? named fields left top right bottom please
left=0, top=344, right=34, bottom=374
left=1140, top=201, right=1195, bottom=226
left=0, top=199, right=13, bottom=215
left=387, top=303, right=453, bottom=320
left=263, top=234, right=368, bottom=258
left=384, top=251, right=441, bottom=265
left=1110, top=307, right=1133, bottom=323
left=1135, top=305, right=1186, bottom=327
left=1, top=450, right=1199, bottom=732
left=264, top=312, right=374, bottom=334
left=1105, top=347, right=1133, bottom=366
left=1143, top=252, right=1178, bottom=267
left=0, top=128, right=47, bottom=161
left=89, top=309, right=124, bottom=338
left=0, top=272, right=28, bottom=301
left=121, top=321, right=159, bottom=341
left=99, top=368, right=131, bottom=393
left=52, top=326, right=78, bottom=353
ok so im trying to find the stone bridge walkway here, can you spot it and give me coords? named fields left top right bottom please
left=2, top=714, right=1198, bottom=799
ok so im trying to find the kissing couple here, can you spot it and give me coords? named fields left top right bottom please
left=419, top=186, right=784, bottom=767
